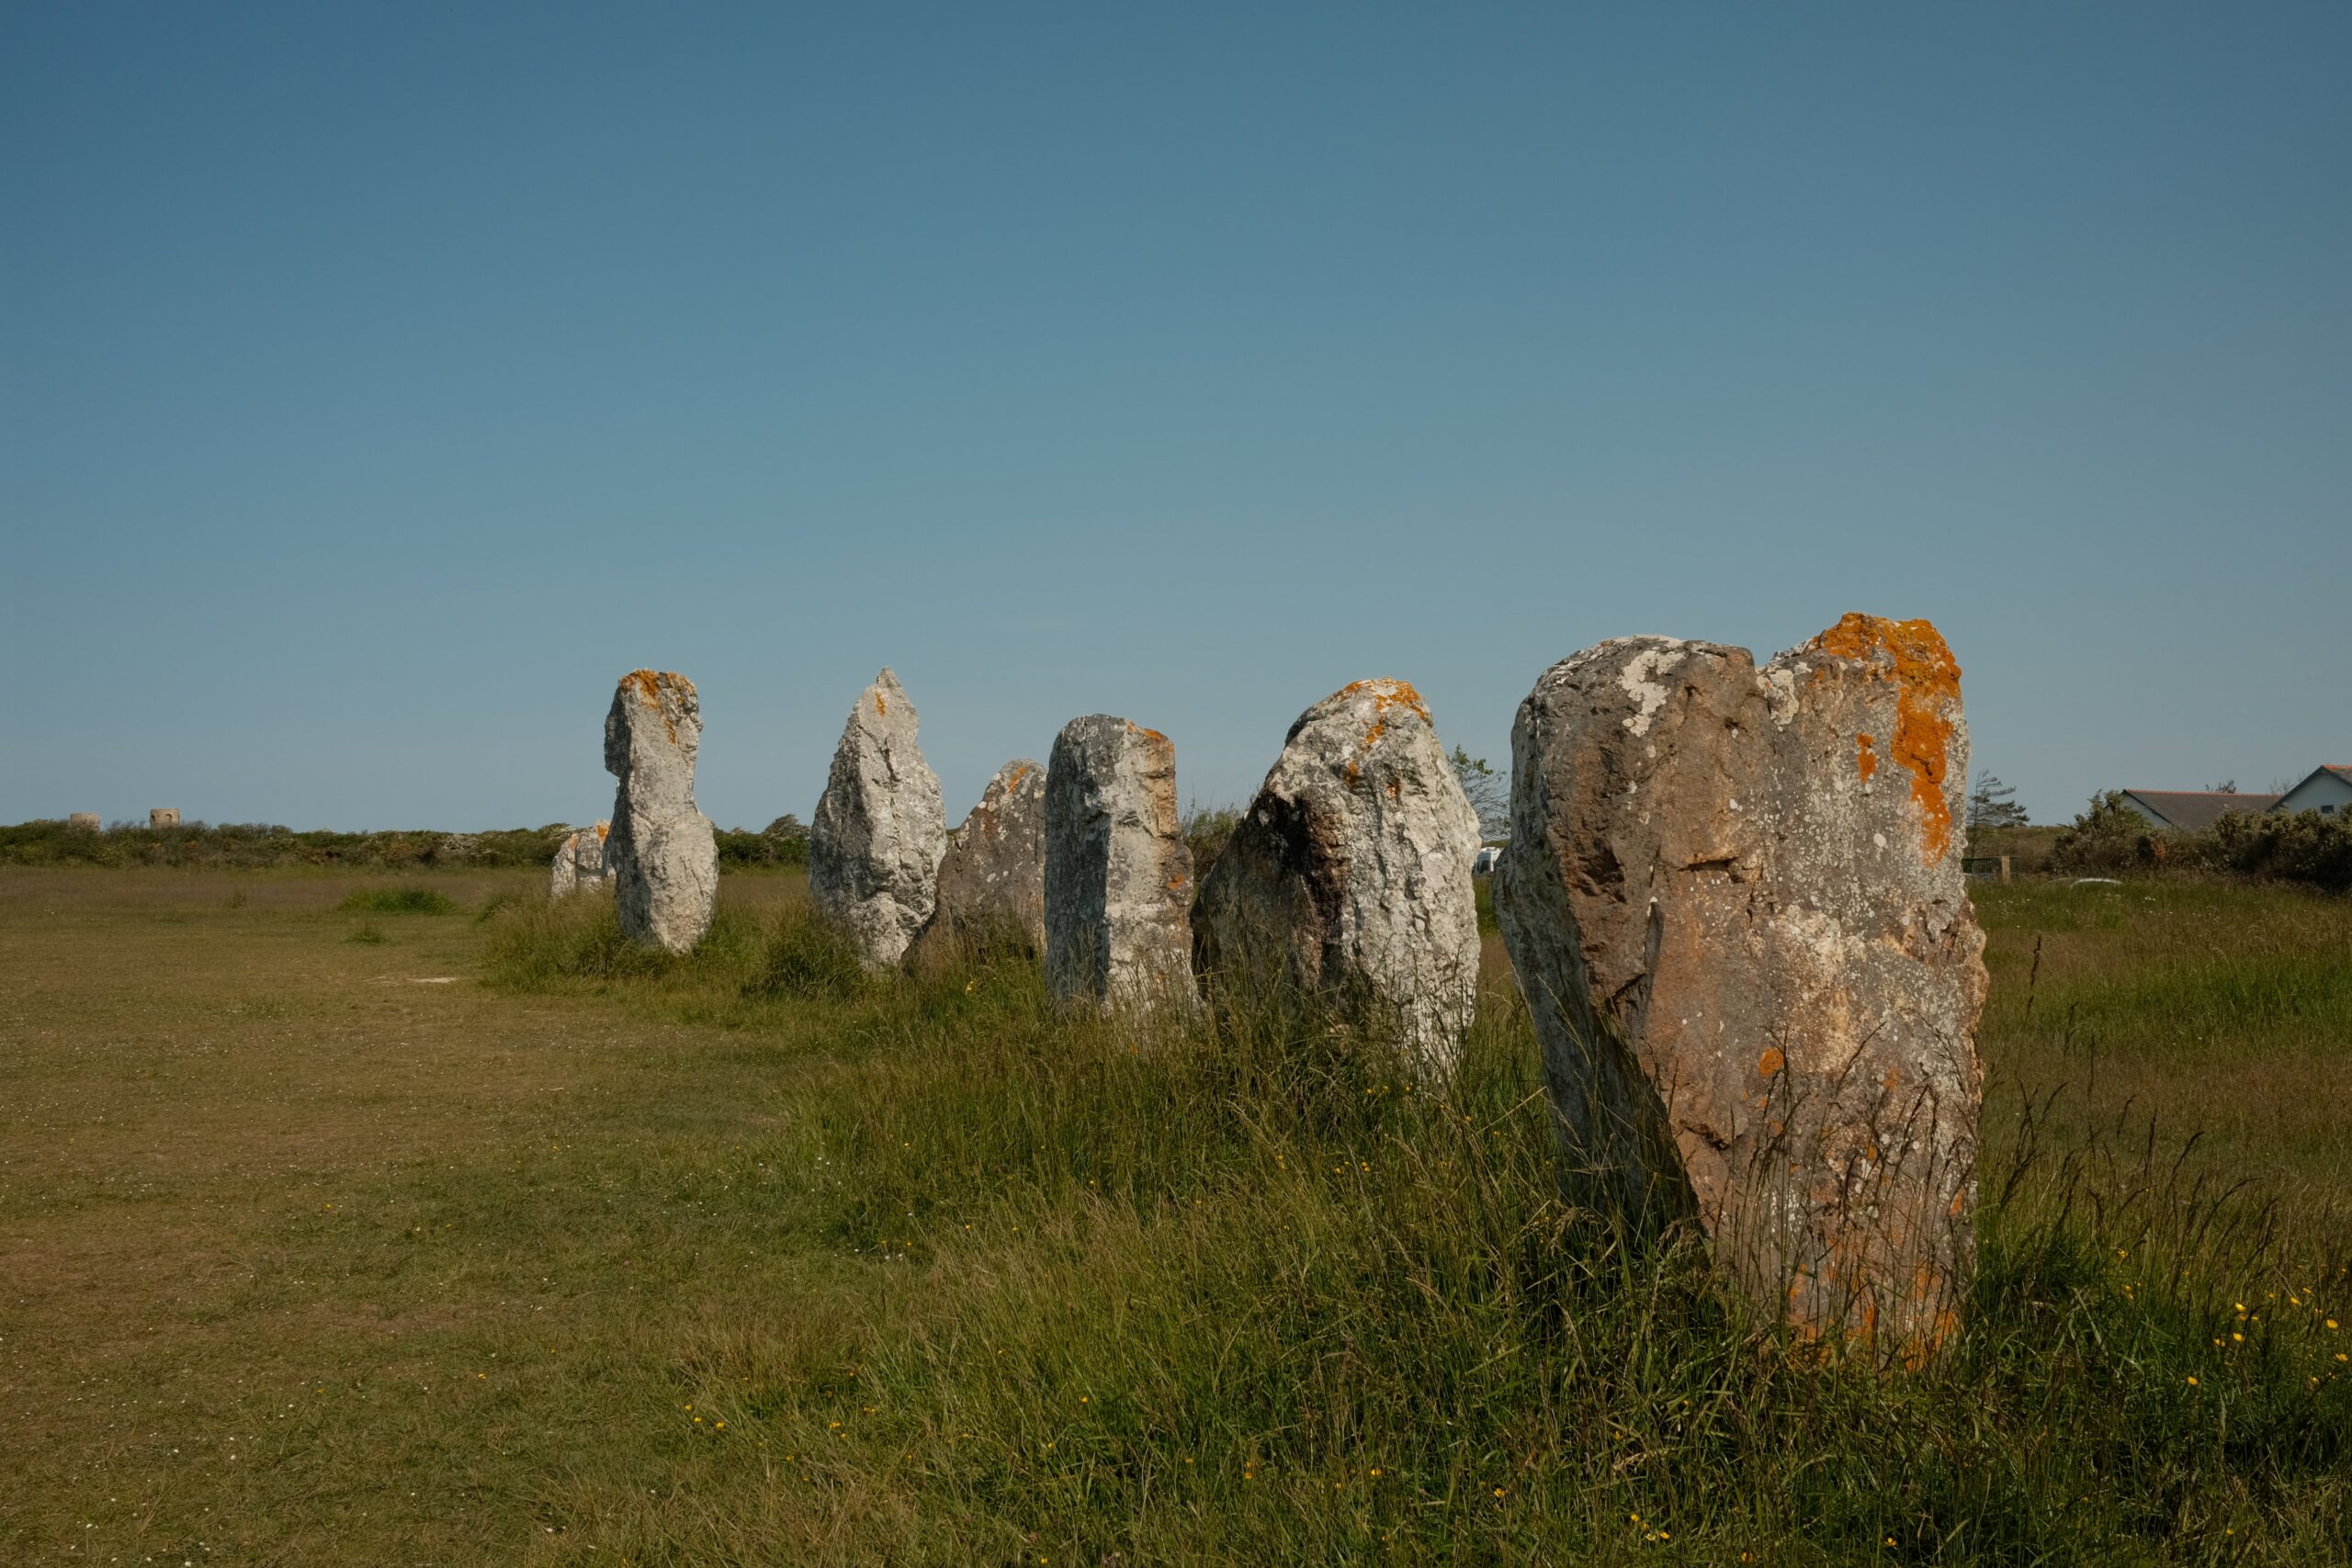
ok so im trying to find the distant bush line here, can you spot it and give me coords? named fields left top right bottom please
left=0, top=818, right=808, bottom=871
left=2052, top=794, right=2352, bottom=893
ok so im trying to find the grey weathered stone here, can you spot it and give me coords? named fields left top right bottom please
left=1043, top=716, right=1196, bottom=1013
left=548, top=820, right=614, bottom=899
left=150, top=808, right=179, bottom=829
left=1193, top=680, right=1481, bottom=1077
left=808, top=670, right=948, bottom=970
left=906, top=759, right=1047, bottom=968
left=1494, top=615, right=1986, bottom=1360
left=605, top=670, right=719, bottom=953
left=68, top=813, right=99, bottom=831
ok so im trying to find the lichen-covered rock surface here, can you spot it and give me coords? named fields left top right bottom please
left=605, top=671, right=718, bottom=953
left=1494, top=615, right=1986, bottom=1359
left=907, top=758, right=1047, bottom=968
left=808, top=670, right=948, bottom=970
left=548, top=820, right=613, bottom=899
left=1043, top=716, right=1195, bottom=1013
left=1193, top=680, right=1480, bottom=1077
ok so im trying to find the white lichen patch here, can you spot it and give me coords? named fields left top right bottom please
left=1617, top=644, right=1687, bottom=737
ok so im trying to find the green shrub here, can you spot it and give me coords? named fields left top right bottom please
left=2205, top=807, right=2352, bottom=893
left=0, top=819, right=575, bottom=870
left=2054, top=795, right=2352, bottom=893
left=337, top=886, right=458, bottom=915
left=715, top=826, right=809, bottom=869
left=1182, top=805, right=1240, bottom=881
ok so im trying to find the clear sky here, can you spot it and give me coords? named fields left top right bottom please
left=5, top=3, right=2346, bottom=832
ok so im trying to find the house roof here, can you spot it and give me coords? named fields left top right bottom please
left=2120, top=789, right=2282, bottom=832
left=2272, top=764, right=2352, bottom=807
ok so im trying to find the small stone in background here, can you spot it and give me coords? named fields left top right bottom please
left=548, top=820, right=614, bottom=899
left=907, top=759, right=1048, bottom=969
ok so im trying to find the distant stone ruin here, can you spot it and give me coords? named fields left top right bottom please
left=150, top=808, right=179, bottom=829
left=604, top=671, right=718, bottom=953
left=808, top=670, right=948, bottom=970
left=1043, top=716, right=1195, bottom=1014
left=68, top=813, right=99, bottom=830
left=1193, top=680, right=1481, bottom=1078
left=548, top=821, right=615, bottom=899
left=907, top=758, right=1047, bottom=968
left=1494, top=615, right=1986, bottom=1361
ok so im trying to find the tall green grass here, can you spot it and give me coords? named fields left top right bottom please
left=337, top=884, right=460, bottom=915
left=479, top=896, right=2352, bottom=1562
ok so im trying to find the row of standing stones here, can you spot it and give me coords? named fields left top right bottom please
left=563, top=614, right=1986, bottom=1360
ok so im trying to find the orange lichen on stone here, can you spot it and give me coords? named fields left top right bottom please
left=875, top=691, right=887, bottom=716
left=1855, top=732, right=1878, bottom=784
left=1812, top=615, right=1962, bottom=863
left=1341, top=680, right=1430, bottom=784
left=621, top=670, right=687, bottom=746
left=595, top=822, right=610, bottom=841
left=1758, top=1046, right=1785, bottom=1077
left=1338, top=678, right=1431, bottom=724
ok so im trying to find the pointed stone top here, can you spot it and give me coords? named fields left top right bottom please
left=854, top=668, right=914, bottom=726
left=989, top=758, right=1044, bottom=798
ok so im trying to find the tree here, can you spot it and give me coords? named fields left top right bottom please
left=2205, top=779, right=2238, bottom=794
left=1449, top=747, right=1510, bottom=841
left=1966, top=771, right=2029, bottom=830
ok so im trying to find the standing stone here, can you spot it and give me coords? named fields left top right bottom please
left=1494, top=615, right=1986, bottom=1361
left=906, top=759, right=1048, bottom=968
left=605, top=671, right=719, bottom=953
left=149, top=808, right=179, bottom=829
left=548, top=820, right=615, bottom=899
left=808, top=670, right=948, bottom=969
left=1044, top=716, right=1196, bottom=1013
left=68, top=813, right=100, bottom=831
left=1193, top=680, right=1481, bottom=1077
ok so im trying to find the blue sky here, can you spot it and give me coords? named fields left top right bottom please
left=5, top=3, right=2346, bottom=831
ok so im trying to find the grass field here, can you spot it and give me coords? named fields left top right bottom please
left=2, top=869, right=2346, bottom=1564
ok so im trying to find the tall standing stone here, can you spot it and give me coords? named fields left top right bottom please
left=808, top=670, right=947, bottom=970
left=906, top=759, right=1048, bottom=968
left=548, top=820, right=614, bottom=899
left=1494, top=615, right=1986, bottom=1361
left=1193, top=680, right=1481, bottom=1077
left=605, top=670, right=719, bottom=953
left=1043, top=716, right=1195, bottom=1013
